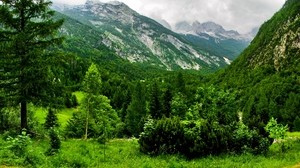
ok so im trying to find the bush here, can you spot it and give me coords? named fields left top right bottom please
left=182, top=120, right=233, bottom=158
left=6, top=130, right=31, bottom=157
left=265, top=117, right=288, bottom=152
left=46, top=128, right=61, bottom=155
left=139, top=118, right=272, bottom=158
left=139, top=117, right=185, bottom=155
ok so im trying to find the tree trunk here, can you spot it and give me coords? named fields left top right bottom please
left=85, top=111, right=89, bottom=140
left=21, top=100, right=27, bottom=130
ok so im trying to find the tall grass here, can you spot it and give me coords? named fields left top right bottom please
left=1, top=136, right=300, bottom=168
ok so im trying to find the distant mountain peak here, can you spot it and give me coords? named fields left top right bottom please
left=86, top=0, right=102, bottom=5
left=174, top=21, right=255, bottom=41
left=86, top=0, right=124, bottom=6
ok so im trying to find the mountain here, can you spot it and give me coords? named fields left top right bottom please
left=214, top=0, right=300, bottom=130
left=226, top=0, right=300, bottom=73
left=174, top=21, right=252, bottom=60
left=175, top=21, right=249, bottom=40
left=53, top=0, right=246, bottom=71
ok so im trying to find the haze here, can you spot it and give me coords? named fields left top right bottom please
left=52, top=0, right=286, bottom=33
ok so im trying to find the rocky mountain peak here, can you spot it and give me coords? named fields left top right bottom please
left=174, top=21, right=254, bottom=41
left=199, top=21, right=226, bottom=33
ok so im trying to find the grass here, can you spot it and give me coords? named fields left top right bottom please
left=31, top=91, right=85, bottom=128
left=1, top=137, right=300, bottom=168
left=3, top=91, right=300, bottom=167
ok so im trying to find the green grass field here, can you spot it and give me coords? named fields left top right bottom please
left=31, top=92, right=84, bottom=128
left=1, top=136, right=300, bottom=168
left=2, top=91, right=300, bottom=167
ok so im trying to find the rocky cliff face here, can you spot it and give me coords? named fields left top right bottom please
left=54, top=0, right=251, bottom=71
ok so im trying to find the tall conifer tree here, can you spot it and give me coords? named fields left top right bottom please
left=0, top=0, right=64, bottom=130
left=149, top=81, right=162, bottom=119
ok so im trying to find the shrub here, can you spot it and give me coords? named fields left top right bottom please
left=139, top=117, right=185, bottom=155
left=6, top=129, right=31, bottom=157
left=265, top=117, right=288, bottom=152
left=139, top=118, right=272, bottom=158
left=46, top=128, right=61, bottom=155
left=182, top=120, right=233, bottom=158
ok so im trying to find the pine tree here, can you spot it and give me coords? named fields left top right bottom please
left=0, top=0, right=64, bottom=130
left=44, top=108, right=59, bottom=129
left=47, top=128, right=61, bottom=155
left=125, top=82, right=147, bottom=137
left=176, top=72, right=186, bottom=94
left=149, top=81, right=162, bottom=119
left=162, top=85, right=172, bottom=118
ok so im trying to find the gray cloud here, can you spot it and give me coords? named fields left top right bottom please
left=52, top=0, right=285, bottom=33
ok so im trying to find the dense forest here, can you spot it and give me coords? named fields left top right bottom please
left=0, top=0, right=299, bottom=167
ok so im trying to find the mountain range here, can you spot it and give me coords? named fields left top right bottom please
left=52, top=0, right=253, bottom=71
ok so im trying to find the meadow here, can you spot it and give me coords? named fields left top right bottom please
left=1, top=92, right=300, bottom=168
left=1, top=135, right=300, bottom=168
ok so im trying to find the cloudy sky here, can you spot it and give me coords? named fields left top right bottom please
left=52, top=0, right=286, bottom=34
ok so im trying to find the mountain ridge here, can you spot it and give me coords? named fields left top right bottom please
left=53, top=0, right=250, bottom=71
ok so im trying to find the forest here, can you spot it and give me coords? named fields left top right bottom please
left=0, top=0, right=300, bottom=167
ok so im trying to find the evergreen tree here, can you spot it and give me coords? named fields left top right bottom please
left=0, top=0, right=64, bottom=130
left=47, top=128, right=61, bottom=155
left=82, top=63, right=102, bottom=139
left=176, top=72, right=186, bottom=94
left=171, top=93, right=188, bottom=118
left=149, top=81, right=162, bottom=119
left=293, top=116, right=300, bottom=131
left=162, top=85, right=172, bottom=118
left=125, top=82, right=147, bottom=137
left=44, top=108, right=59, bottom=129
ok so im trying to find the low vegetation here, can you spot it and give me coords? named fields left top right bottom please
left=1, top=134, right=300, bottom=167
left=0, top=0, right=299, bottom=167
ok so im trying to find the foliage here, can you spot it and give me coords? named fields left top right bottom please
left=162, top=85, right=172, bottom=118
left=231, top=122, right=270, bottom=155
left=6, top=130, right=31, bottom=157
left=0, top=0, right=64, bottom=130
left=149, top=81, right=162, bottom=119
left=44, top=108, right=59, bottom=129
left=1, top=136, right=300, bottom=168
left=188, top=86, right=238, bottom=124
left=47, top=128, right=61, bottom=156
left=171, top=93, right=188, bottom=118
left=265, top=117, right=289, bottom=152
left=64, top=112, right=86, bottom=138
left=65, top=95, right=120, bottom=140
left=139, top=117, right=185, bottom=155
left=125, top=82, right=147, bottom=137
left=265, top=117, right=288, bottom=140
left=293, top=116, right=300, bottom=132
left=82, top=63, right=102, bottom=139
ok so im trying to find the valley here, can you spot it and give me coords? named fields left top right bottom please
left=0, top=0, right=299, bottom=167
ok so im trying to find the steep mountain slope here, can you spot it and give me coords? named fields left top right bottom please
left=54, top=0, right=240, bottom=71
left=214, top=0, right=300, bottom=130
left=227, top=0, right=300, bottom=73
left=55, top=12, right=169, bottom=80
left=175, top=21, right=251, bottom=61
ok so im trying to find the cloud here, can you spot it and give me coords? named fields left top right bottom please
left=52, top=0, right=286, bottom=33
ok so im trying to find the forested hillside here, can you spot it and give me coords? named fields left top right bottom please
left=213, top=0, right=300, bottom=131
left=0, top=0, right=299, bottom=167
